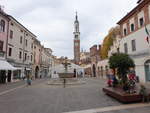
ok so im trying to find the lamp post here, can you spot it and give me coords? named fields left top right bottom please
left=64, top=57, right=68, bottom=73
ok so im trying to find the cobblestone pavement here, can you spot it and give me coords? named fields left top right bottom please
left=0, top=78, right=46, bottom=93
left=0, top=80, right=26, bottom=93
left=97, top=106, right=150, bottom=113
left=1, top=78, right=149, bottom=113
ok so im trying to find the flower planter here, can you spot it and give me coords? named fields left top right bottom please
left=103, top=87, right=142, bottom=103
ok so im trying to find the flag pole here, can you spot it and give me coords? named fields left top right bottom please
left=145, top=24, right=150, bottom=58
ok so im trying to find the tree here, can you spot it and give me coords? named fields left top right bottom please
left=109, top=53, right=135, bottom=85
left=101, top=26, right=120, bottom=59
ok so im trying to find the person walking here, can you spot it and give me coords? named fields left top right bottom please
left=139, top=84, right=149, bottom=102
left=26, top=73, right=32, bottom=86
left=106, top=70, right=112, bottom=87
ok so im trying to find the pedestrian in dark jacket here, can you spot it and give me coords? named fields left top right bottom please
left=139, top=84, right=149, bottom=102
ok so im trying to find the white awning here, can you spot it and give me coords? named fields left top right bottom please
left=26, top=68, right=31, bottom=70
left=0, top=60, right=18, bottom=70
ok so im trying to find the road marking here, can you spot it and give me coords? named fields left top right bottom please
left=64, top=103, right=150, bottom=113
left=0, top=85, right=25, bottom=96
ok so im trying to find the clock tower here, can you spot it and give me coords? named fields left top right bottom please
left=73, top=12, right=80, bottom=64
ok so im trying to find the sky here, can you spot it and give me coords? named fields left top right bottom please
left=0, top=0, right=138, bottom=58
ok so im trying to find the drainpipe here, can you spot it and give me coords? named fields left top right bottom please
left=5, top=17, right=10, bottom=60
left=5, top=18, right=10, bottom=83
left=22, top=31, right=26, bottom=78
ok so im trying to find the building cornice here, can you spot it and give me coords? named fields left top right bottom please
left=0, top=11, right=10, bottom=21
left=8, top=15, right=37, bottom=38
left=117, top=0, right=150, bottom=25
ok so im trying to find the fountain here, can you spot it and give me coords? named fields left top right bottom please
left=58, top=57, right=74, bottom=78
left=47, top=57, right=85, bottom=86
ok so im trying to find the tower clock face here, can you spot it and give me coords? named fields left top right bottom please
left=75, top=42, right=78, bottom=46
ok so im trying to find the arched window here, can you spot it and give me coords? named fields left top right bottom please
left=105, top=66, right=108, bottom=71
left=0, top=20, right=5, bottom=32
left=123, top=28, right=127, bottom=36
left=131, top=24, right=135, bottom=32
left=101, top=66, right=103, bottom=77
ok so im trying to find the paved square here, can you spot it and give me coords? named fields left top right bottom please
left=0, top=78, right=149, bottom=113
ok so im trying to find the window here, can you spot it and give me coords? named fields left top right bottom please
left=24, top=53, right=27, bottom=61
left=131, top=40, right=136, bottom=51
left=20, top=29, right=23, bottom=33
left=117, top=48, right=120, bottom=53
left=0, top=41, right=3, bottom=51
left=124, top=43, right=128, bottom=54
left=124, top=28, right=127, bottom=36
left=139, top=18, right=144, bottom=27
left=131, top=24, right=135, bottom=32
left=27, top=56, right=29, bottom=60
left=11, top=23, right=14, bottom=26
left=20, top=36, right=23, bottom=44
left=0, top=20, right=5, bottom=32
left=101, top=66, right=103, bottom=76
left=8, top=48, right=12, bottom=56
left=31, top=43, right=33, bottom=49
left=31, top=55, right=32, bottom=61
left=25, top=39, right=27, bottom=46
left=10, top=30, right=13, bottom=39
left=105, top=66, right=108, bottom=71
left=19, top=51, right=22, bottom=59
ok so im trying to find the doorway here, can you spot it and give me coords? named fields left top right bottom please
left=7, top=70, right=12, bottom=82
left=35, top=66, right=39, bottom=78
left=145, top=60, right=150, bottom=81
left=92, top=64, right=96, bottom=77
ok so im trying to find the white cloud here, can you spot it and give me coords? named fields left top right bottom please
left=1, top=0, right=137, bottom=58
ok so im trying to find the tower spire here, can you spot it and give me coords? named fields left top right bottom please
left=73, top=11, right=80, bottom=65
left=75, top=11, right=78, bottom=21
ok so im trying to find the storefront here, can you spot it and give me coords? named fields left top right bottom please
left=0, top=60, right=17, bottom=83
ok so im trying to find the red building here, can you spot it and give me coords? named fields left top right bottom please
left=73, top=12, right=80, bottom=65
left=90, top=45, right=101, bottom=77
left=0, top=8, right=10, bottom=59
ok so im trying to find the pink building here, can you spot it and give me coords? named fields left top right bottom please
left=0, top=9, right=9, bottom=59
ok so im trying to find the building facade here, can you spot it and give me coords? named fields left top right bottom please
left=0, top=9, right=9, bottom=59
left=0, top=9, right=54, bottom=82
left=33, top=38, right=41, bottom=78
left=80, top=51, right=91, bottom=66
left=6, top=16, right=35, bottom=80
left=108, top=35, right=121, bottom=57
left=90, top=45, right=101, bottom=77
left=73, top=12, right=80, bottom=65
left=117, top=0, right=150, bottom=82
left=96, top=26, right=121, bottom=78
left=0, top=9, right=11, bottom=84
left=40, top=47, right=53, bottom=78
